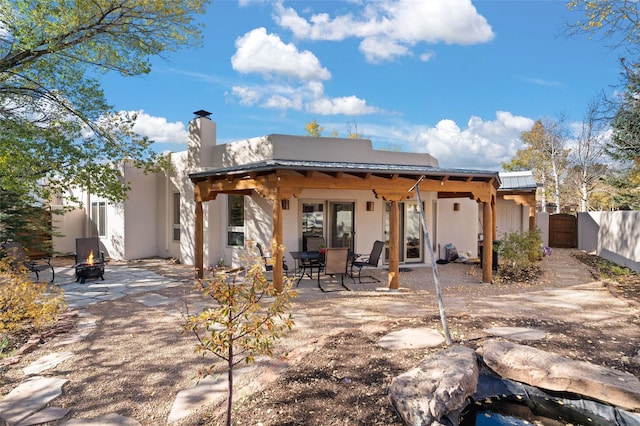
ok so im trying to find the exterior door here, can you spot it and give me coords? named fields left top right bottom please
left=383, top=202, right=423, bottom=263
left=549, top=213, right=577, bottom=248
left=301, top=202, right=325, bottom=251
left=329, top=202, right=354, bottom=251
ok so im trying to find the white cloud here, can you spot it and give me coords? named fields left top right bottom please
left=231, top=27, right=331, bottom=81
left=398, top=112, right=535, bottom=170
left=129, top=110, right=188, bottom=144
left=230, top=81, right=379, bottom=116
left=307, top=96, right=379, bottom=115
left=273, top=0, right=494, bottom=62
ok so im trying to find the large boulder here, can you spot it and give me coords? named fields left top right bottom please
left=388, top=345, right=478, bottom=426
left=477, top=339, right=640, bottom=410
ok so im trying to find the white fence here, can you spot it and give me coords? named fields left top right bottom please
left=578, top=211, right=640, bottom=272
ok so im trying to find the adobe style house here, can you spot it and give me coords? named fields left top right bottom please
left=53, top=114, right=538, bottom=289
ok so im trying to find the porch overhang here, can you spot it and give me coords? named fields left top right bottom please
left=189, top=159, right=500, bottom=290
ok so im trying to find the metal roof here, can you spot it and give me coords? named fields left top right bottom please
left=498, top=171, right=538, bottom=191
left=189, top=159, right=500, bottom=184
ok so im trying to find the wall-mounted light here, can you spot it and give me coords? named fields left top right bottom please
left=366, top=201, right=374, bottom=212
left=281, top=199, right=290, bottom=210
left=453, top=202, right=460, bottom=211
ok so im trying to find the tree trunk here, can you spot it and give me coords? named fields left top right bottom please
left=581, top=169, right=588, bottom=212
left=541, top=174, right=547, bottom=212
left=552, top=161, right=561, bottom=213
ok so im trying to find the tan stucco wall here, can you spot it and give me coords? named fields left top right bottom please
left=210, top=133, right=439, bottom=168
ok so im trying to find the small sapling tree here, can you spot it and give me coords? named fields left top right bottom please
left=184, top=246, right=296, bottom=426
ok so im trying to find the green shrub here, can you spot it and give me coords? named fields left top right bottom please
left=497, top=229, right=543, bottom=272
left=0, top=257, right=66, bottom=334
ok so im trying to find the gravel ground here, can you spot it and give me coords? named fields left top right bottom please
left=0, top=249, right=638, bottom=425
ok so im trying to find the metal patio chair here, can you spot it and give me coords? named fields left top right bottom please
left=1, top=242, right=55, bottom=282
left=350, top=240, right=384, bottom=283
left=256, top=242, right=288, bottom=276
left=317, top=247, right=352, bottom=292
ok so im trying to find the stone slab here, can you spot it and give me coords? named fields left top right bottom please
left=378, top=327, right=445, bottom=350
left=134, top=293, right=177, bottom=307
left=65, top=413, right=141, bottom=425
left=389, top=345, right=479, bottom=425
left=23, top=351, right=75, bottom=375
left=16, top=406, right=70, bottom=426
left=478, top=339, right=640, bottom=410
left=0, top=376, right=68, bottom=425
left=482, top=326, right=547, bottom=341
left=167, top=367, right=256, bottom=424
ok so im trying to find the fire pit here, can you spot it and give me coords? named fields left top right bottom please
left=74, top=238, right=105, bottom=284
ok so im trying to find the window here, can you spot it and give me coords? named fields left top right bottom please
left=227, top=195, right=245, bottom=246
left=90, top=201, right=106, bottom=237
left=172, top=192, right=180, bottom=242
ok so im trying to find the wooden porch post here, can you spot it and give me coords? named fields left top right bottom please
left=195, top=200, right=204, bottom=279
left=271, top=196, right=284, bottom=293
left=482, top=199, right=493, bottom=284
left=388, top=200, right=400, bottom=290
left=529, top=206, right=536, bottom=231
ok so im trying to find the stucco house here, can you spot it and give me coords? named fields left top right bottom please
left=53, top=114, right=538, bottom=287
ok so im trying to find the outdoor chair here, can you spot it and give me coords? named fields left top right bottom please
left=256, top=243, right=288, bottom=276
left=74, top=237, right=105, bottom=283
left=1, top=242, right=55, bottom=282
left=305, top=236, right=325, bottom=252
left=350, top=240, right=384, bottom=283
left=304, top=236, right=325, bottom=274
left=317, top=248, right=351, bottom=292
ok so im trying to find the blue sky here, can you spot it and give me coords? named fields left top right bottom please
left=101, top=0, right=622, bottom=171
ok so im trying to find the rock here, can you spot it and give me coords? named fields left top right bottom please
left=477, top=339, right=640, bottom=410
left=388, top=345, right=478, bottom=425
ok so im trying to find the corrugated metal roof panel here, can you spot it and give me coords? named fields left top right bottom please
left=499, top=171, right=538, bottom=190
left=190, top=159, right=500, bottom=181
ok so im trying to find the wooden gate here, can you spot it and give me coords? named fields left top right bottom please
left=549, top=213, right=577, bottom=248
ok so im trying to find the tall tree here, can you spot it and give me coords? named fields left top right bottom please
left=305, top=119, right=323, bottom=137
left=0, top=0, right=209, bottom=204
left=346, top=120, right=363, bottom=139
left=567, top=0, right=640, bottom=209
left=503, top=118, right=570, bottom=213
left=567, top=1, right=640, bottom=57
left=570, top=97, right=609, bottom=211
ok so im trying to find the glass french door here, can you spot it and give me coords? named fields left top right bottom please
left=329, top=202, right=354, bottom=251
left=301, top=201, right=354, bottom=252
left=301, top=202, right=324, bottom=251
left=384, top=202, right=423, bottom=263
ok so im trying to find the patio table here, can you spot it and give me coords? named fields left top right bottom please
left=289, top=251, right=322, bottom=286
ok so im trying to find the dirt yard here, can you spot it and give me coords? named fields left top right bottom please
left=1, top=250, right=638, bottom=426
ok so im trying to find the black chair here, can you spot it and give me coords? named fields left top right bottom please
left=75, top=237, right=105, bottom=283
left=350, top=240, right=384, bottom=283
left=317, top=248, right=351, bottom=292
left=256, top=243, right=288, bottom=276
left=1, top=242, right=55, bottom=283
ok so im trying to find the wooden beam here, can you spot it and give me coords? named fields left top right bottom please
left=388, top=200, right=399, bottom=290
left=482, top=200, right=493, bottom=284
left=271, top=193, right=284, bottom=293
left=529, top=205, right=536, bottom=231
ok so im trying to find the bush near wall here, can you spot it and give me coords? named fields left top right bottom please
left=0, top=258, right=66, bottom=343
left=496, top=229, right=543, bottom=280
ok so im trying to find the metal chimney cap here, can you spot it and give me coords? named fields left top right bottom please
left=193, top=110, right=212, bottom=119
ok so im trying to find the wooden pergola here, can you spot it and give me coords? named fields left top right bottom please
left=190, top=160, right=500, bottom=292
